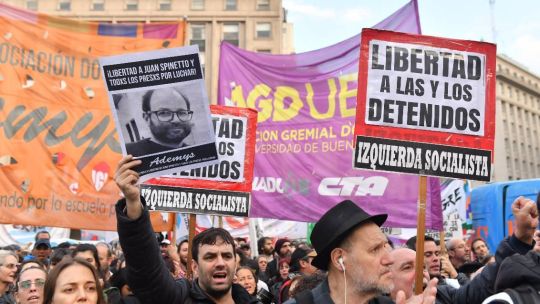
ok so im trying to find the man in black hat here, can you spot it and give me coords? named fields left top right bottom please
left=286, top=200, right=438, bottom=304
left=290, top=247, right=318, bottom=276
left=30, top=239, right=51, bottom=265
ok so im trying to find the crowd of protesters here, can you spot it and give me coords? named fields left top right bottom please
left=0, top=156, right=537, bottom=304
left=0, top=229, right=136, bottom=304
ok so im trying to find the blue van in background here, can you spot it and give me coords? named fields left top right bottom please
left=471, top=179, right=540, bottom=253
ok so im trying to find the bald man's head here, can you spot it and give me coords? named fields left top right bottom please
left=447, top=238, right=470, bottom=269
left=389, top=248, right=426, bottom=300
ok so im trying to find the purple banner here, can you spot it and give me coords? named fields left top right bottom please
left=218, top=0, right=443, bottom=229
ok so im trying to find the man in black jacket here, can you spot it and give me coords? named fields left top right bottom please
left=482, top=196, right=540, bottom=304
left=428, top=196, right=537, bottom=304
left=284, top=200, right=438, bottom=304
left=114, top=155, right=258, bottom=304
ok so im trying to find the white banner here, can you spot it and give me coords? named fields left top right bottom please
left=366, top=40, right=486, bottom=136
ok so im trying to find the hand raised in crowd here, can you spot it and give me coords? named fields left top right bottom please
left=167, top=243, right=180, bottom=262
left=115, top=155, right=143, bottom=220
left=396, top=278, right=438, bottom=304
left=439, top=254, right=457, bottom=279
left=533, top=230, right=540, bottom=253
left=512, top=196, right=539, bottom=245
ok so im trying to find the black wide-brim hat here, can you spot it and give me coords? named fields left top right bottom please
left=310, top=200, right=387, bottom=271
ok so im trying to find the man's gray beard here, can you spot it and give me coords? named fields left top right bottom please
left=351, top=272, right=394, bottom=295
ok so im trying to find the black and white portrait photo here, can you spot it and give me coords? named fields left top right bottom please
left=101, top=45, right=218, bottom=180
left=114, top=85, right=213, bottom=157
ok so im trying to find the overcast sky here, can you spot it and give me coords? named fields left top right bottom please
left=284, top=0, right=540, bottom=75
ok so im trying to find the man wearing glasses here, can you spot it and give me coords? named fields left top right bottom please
left=126, top=88, right=194, bottom=157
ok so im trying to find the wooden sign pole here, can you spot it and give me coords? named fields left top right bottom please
left=186, top=214, right=196, bottom=280
left=414, top=175, right=428, bottom=295
left=439, top=231, right=447, bottom=255
left=170, top=213, right=177, bottom=244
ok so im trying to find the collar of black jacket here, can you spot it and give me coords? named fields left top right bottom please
left=309, top=279, right=396, bottom=304
left=190, top=279, right=257, bottom=303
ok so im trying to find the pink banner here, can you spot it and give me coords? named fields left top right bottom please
left=218, top=0, right=442, bottom=229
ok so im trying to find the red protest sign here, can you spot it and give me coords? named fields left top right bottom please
left=354, top=29, right=496, bottom=181
left=141, top=105, right=257, bottom=217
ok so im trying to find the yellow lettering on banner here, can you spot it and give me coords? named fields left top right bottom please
left=339, top=73, right=358, bottom=118
left=247, top=84, right=272, bottom=122
left=273, top=86, right=303, bottom=122
left=305, top=82, right=336, bottom=119
left=229, top=72, right=359, bottom=123
left=341, top=124, right=354, bottom=137
left=257, top=130, right=278, bottom=142
left=231, top=85, right=247, bottom=108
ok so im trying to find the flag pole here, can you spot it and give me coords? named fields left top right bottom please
left=414, top=175, right=427, bottom=295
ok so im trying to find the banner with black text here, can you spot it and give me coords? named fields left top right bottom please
left=354, top=29, right=496, bottom=181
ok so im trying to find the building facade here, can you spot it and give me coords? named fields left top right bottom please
left=1, top=0, right=294, bottom=102
left=494, top=55, right=540, bottom=181
left=3, top=1, right=538, bottom=182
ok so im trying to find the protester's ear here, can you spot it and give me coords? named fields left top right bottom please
left=330, top=248, right=345, bottom=271
left=191, top=258, right=198, bottom=273
left=142, top=112, right=150, bottom=121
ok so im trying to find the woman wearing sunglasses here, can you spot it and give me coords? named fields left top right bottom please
left=14, top=266, right=47, bottom=304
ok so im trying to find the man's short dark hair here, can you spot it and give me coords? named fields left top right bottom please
left=51, top=248, right=71, bottom=267
left=142, top=89, right=191, bottom=112
left=235, top=248, right=250, bottom=267
left=471, top=238, right=487, bottom=254
left=56, top=242, right=72, bottom=249
left=34, top=230, right=50, bottom=242
left=424, top=236, right=436, bottom=243
left=257, top=237, right=271, bottom=255
left=72, top=243, right=101, bottom=272
left=192, top=228, right=235, bottom=262
left=406, top=235, right=436, bottom=251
